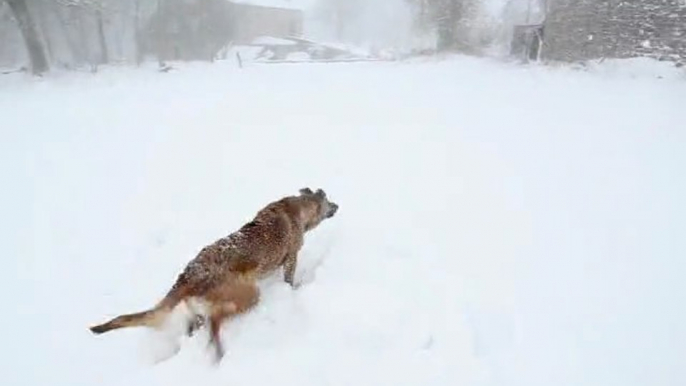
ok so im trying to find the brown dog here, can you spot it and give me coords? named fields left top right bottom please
left=89, top=188, right=338, bottom=361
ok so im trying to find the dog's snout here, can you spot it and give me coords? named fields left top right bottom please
left=328, top=202, right=339, bottom=217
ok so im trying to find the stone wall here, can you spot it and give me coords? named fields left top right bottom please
left=542, top=0, right=686, bottom=63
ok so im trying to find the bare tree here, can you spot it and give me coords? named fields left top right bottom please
left=405, top=0, right=480, bottom=52
left=5, top=0, right=49, bottom=74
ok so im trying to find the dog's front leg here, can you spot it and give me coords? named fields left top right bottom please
left=283, top=252, right=299, bottom=288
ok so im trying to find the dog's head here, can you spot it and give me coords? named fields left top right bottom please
left=298, top=187, right=338, bottom=231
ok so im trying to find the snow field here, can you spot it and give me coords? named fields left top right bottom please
left=2, top=57, right=685, bottom=386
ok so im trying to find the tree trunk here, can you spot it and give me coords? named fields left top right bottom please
left=30, top=1, right=56, bottom=64
left=6, top=0, right=49, bottom=75
left=134, top=0, right=144, bottom=65
left=54, top=5, right=84, bottom=67
left=434, top=0, right=460, bottom=51
left=96, top=9, right=109, bottom=64
left=154, top=0, right=166, bottom=63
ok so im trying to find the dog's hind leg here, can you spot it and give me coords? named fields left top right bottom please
left=183, top=298, right=210, bottom=337
left=186, top=314, right=205, bottom=337
left=205, top=280, right=261, bottom=363
left=208, top=306, right=233, bottom=362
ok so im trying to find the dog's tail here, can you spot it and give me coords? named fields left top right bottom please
left=89, top=294, right=182, bottom=335
left=89, top=307, right=168, bottom=334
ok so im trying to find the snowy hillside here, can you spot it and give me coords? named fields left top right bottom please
left=2, top=58, right=685, bottom=386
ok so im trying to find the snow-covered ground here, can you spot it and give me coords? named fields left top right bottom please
left=2, top=57, right=685, bottom=386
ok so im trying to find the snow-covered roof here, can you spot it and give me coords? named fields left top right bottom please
left=229, top=0, right=313, bottom=11
left=251, top=36, right=299, bottom=45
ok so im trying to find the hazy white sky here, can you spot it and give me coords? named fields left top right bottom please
left=304, top=0, right=514, bottom=50
left=483, top=0, right=510, bottom=16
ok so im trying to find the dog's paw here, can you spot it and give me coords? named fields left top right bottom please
left=292, top=281, right=305, bottom=290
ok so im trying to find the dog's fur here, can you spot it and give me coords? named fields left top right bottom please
left=89, top=188, right=338, bottom=361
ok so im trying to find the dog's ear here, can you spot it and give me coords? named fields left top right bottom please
left=300, top=188, right=314, bottom=196
left=315, top=189, right=326, bottom=198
